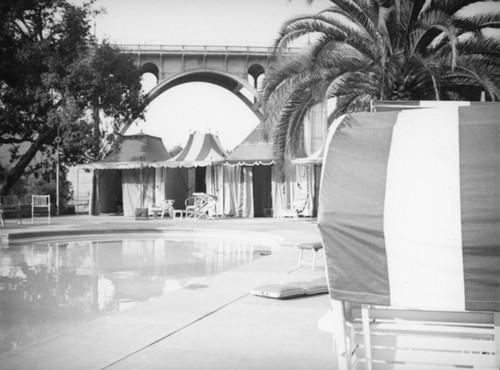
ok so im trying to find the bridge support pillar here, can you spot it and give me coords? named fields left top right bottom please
left=304, top=98, right=327, bottom=155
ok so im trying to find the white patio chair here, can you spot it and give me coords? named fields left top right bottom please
left=32, top=195, right=51, bottom=224
left=319, top=300, right=500, bottom=370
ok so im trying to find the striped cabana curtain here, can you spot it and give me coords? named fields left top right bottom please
left=318, top=105, right=500, bottom=312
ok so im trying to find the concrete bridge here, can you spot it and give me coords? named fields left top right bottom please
left=116, top=44, right=298, bottom=120
left=117, top=44, right=325, bottom=154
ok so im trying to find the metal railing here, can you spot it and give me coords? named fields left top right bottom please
left=114, top=44, right=300, bottom=55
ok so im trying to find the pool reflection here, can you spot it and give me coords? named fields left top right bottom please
left=0, top=237, right=269, bottom=354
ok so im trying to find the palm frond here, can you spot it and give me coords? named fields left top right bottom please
left=450, top=34, right=500, bottom=57
left=274, top=13, right=350, bottom=51
left=403, top=53, right=442, bottom=99
left=427, top=0, right=488, bottom=16
left=261, top=53, right=312, bottom=109
left=271, top=82, right=314, bottom=171
left=453, top=10, right=500, bottom=34
left=410, top=9, right=458, bottom=69
left=385, top=0, right=413, bottom=50
left=326, top=71, right=382, bottom=99
left=445, top=57, right=500, bottom=100
left=327, top=0, right=378, bottom=37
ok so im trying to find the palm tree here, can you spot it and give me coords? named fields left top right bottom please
left=261, top=0, right=500, bottom=168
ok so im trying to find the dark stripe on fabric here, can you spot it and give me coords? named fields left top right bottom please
left=196, top=134, right=212, bottom=161
left=459, top=105, right=500, bottom=312
left=195, top=134, right=225, bottom=161
left=212, top=135, right=226, bottom=157
left=175, top=134, right=194, bottom=161
left=318, top=111, right=398, bottom=306
left=371, top=100, right=421, bottom=113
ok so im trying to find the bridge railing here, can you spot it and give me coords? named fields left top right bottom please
left=114, top=44, right=300, bottom=55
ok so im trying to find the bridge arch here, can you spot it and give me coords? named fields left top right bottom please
left=148, top=69, right=260, bottom=116
left=140, top=63, right=160, bottom=81
left=248, top=63, right=265, bottom=89
left=120, top=69, right=262, bottom=135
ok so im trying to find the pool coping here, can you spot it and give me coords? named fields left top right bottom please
left=0, top=227, right=285, bottom=250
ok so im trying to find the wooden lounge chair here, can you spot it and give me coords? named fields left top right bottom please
left=319, top=300, right=500, bottom=370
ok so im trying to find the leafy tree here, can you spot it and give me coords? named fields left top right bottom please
left=168, top=145, right=183, bottom=158
left=0, top=0, right=146, bottom=196
left=261, top=0, right=500, bottom=168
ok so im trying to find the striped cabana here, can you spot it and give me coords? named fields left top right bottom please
left=318, top=105, right=500, bottom=312
left=152, top=132, right=227, bottom=215
left=153, top=131, right=226, bottom=168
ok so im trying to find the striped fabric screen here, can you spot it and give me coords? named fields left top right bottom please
left=318, top=105, right=500, bottom=312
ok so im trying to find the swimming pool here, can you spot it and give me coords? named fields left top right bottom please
left=0, top=233, right=272, bottom=354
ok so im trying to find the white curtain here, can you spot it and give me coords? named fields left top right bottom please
left=223, top=166, right=238, bottom=216
left=122, top=168, right=155, bottom=216
left=239, top=166, right=253, bottom=217
left=205, top=165, right=224, bottom=216
left=223, top=165, right=253, bottom=217
left=154, top=167, right=166, bottom=206
left=294, top=164, right=314, bottom=216
left=271, top=166, right=300, bottom=217
left=272, top=167, right=287, bottom=217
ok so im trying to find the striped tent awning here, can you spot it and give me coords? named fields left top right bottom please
left=318, top=105, right=500, bottom=312
left=152, top=132, right=226, bottom=168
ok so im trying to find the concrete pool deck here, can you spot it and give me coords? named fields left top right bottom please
left=0, top=215, right=337, bottom=370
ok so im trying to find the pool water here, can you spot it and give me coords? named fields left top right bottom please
left=0, top=235, right=271, bottom=354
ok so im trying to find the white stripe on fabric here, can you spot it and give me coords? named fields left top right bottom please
left=189, top=134, right=206, bottom=161
left=384, top=108, right=465, bottom=311
left=203, top=148, right=225, bottom=162
left=417, top=101, right=471, bottom=108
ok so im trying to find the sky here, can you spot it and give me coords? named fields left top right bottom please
left=87, top=0, right=332, bottom=151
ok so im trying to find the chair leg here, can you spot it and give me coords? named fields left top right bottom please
left=331, top=300, right=351, bottom=370
left=361, top=305, right=373, bottom=370
left=494, top=312, right=499, bottom=369
left=298, top=249, right=304, bottom=267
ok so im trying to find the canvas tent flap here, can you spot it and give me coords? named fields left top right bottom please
left=318, top=105, right=500, bottom=312
left=291, top=146, right=323, bottom=165
left=225, top=122, right=275, bottom=166
left=225, top=143, right=275, bottom=166
left=79, top=133, right=170, bottom=169
left=153, top=132, right=226, bottom=168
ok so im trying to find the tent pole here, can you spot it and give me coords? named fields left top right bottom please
left=222, top=165, right=225, bottom=218
left=96, top=170, right=100, bottom=215
left=76, top=168, right=79, bottom=218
